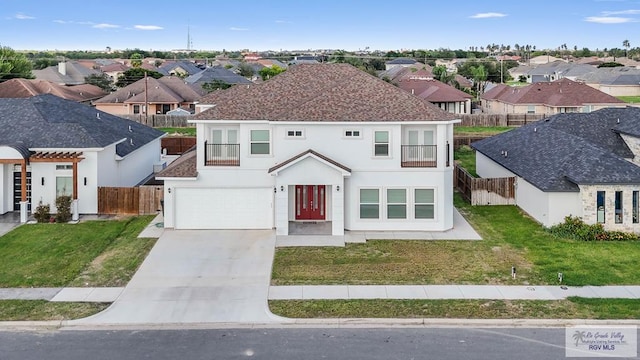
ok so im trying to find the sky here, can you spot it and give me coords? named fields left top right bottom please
left=1, top=0, right=639, bottom=52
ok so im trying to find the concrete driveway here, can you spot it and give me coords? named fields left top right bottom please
left=74, top=229, right=285, bottom=325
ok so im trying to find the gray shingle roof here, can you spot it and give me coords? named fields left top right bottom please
left=0, top=94, right=164, bottom=157
left=185, top=66, right=253, bottom=85
left=472, top=107, right=640, bottom=192
left=159, top=61, right=202, bottom=76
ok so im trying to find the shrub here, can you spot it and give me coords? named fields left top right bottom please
left=549, top=215, right=639, bottom=241
left=33, top=202, right=51, bottom=223
left=55, top=195, right=72, bottom=223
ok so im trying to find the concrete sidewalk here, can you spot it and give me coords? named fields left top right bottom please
left=269, top=285, right=640, bottom=300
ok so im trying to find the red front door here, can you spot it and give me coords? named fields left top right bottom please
left=295, top=185, right=325, bottom=220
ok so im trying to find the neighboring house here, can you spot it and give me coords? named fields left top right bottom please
left=472, top=107, right=640, bottom=231
left=396, top=75, right=472, bottom=114
left=0, top=79, right=106, bottom=104
left=33, top=61, right=101, bottom=85
left=184, top=66, right=253, bottom=90
left=524, top=61, right=594, bottom=83
left=158, top=63, right=460, bottom=234
left=529, top=55, right=564, bottom=65
left=101, top=62, right=130, bottom=81
left=481, top=79, right=625, bottom=115
left=0, top=94, right=164, bottom=221
left=385, top=58, right=420, bottom=71
left=93, top=76, right=205, bottom=116
left=158, top=61, right=202, bottom=77
left=255, top=59, right=288, bottom=69
left=599, top=73, right=640, bottom=97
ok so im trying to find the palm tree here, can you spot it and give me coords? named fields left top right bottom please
left=471, top=65, right=487, bottom=100
left=623, top=39, right=630, bottom=58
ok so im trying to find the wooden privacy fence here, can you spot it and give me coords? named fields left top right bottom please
left=454, top=135, right=492, bottom=149
left=120, top=114, right=192, bottom=127
left=98, top=186, right=164, bottom=215
left=459, top=113, right=546, bottom=127
left=454, top=164, right=515, bottom=206
left=161, top=136, right=196, bottom=155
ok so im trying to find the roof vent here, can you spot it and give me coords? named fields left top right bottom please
left=96, top=113, right=100, bottom=119
left=534, top=127, right=537, bottom=132
left=617, top=118, right=620, bottom=123
left=504, top=150, right=508, bottom=157
left=130, top=138, right=134, bottom=146
left=128, top=125, right=133, bottom=132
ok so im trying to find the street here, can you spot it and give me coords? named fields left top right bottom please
left=2, top=327, right=627, bottom=360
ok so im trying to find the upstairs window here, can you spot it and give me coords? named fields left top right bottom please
left=344, top=130, right=361, bottom=138
left=374, top=131, right=389, bottom=157
left=250, top=130, right=270, bottom=155
left=286, top=130, right=304, bottom=138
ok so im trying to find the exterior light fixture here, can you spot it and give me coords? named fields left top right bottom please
left=41, top=177, right=45, bottom=186
left=84, top=177, right=87, bottom=186
left=274, top=187, right=277, bottom=193
left=280, top=186, right=284, bottom=192
left=168, top=188, right=171, bottom=194
left=336, top=185, right=340, bottom=192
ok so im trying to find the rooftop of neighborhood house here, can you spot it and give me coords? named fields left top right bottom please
left=472, top=107, right=640, bottom=192
left=0, top=94, right=164, bottom=157
left=184, top=66, right=252, bottom=85
left=93, top=76, right=205, bottom=105
left=0, top=78, right=107, bottom=102
left=397, top=74, right=472, bottom=102
left=194, top=63, right=458, bottom=122
left=32, top=61, right=100, bottom=86
left=481, top=78, right=624, bottom=106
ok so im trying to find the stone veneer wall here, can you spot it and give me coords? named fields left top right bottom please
left=579, top=184, right=640, bottom=233
left=620, top=133, right=640, bottom=166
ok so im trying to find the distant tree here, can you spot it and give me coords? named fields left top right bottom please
left=115, top=68, right=163, bottom=88
left=258, top=65, right=285, bottom=81
left=130, top=53, right=143, bottom=68
left=32, top=58, right=58, bottom=70
left=201, top=80, right=232, bottom=93
left=85, top=73, right=114, bottom=91
left=0, top=46, right=34, bottom=80
left=623, top=39, right=630, bottom=58
left=470, top=65, right=487, bottom=100
left=518, top=75, right=527, bottom=83
left=597, top=62, right=624, bottom=68
left=432, top=65, right=459, bottom=88
left=237, top=62, right=254, bottom=78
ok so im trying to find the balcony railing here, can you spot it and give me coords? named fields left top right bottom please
left=401, top=145, right=437, bottom=168
left=204, top=141, right=240, bottom=166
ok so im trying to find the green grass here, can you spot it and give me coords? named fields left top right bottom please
left=0, top=216, right=155, bottom=287
left=454, top=126, right=513, bottom=136
left=271, top=194, right=640, bottom=287
left=158, top=127, right=196, bottom=136
left=269, top=298, right=640, bottom=319
left=616, top=96, right=640, bottom=104
left=0, top=300, right=108, bottom=321
left=454, top=146, right=477, bottom=176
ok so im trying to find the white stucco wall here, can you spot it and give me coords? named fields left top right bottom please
left=0, top=164, right=6, bottom=214
left=116, top=138, right=162, bottom=186
left=515, top=178, right=551, bottom=226
left=476, top=152, right=516, bottom=179
left=547, top=191, right=582, bottom=226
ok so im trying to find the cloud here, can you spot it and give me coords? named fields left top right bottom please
left=93, top=23, right=120, bottom=29
left=584, top=16, right=634, bottom=23
left=134, top=25, right=163, bottom=30
left=15, top=13, right=35, bottom=20
left=602, top=9, right=640, bottom=15
left=230, top=27, right=249, bottom=31
left=53, top=19, right=68, bottom=24
left=275, top=20, right=291, bottom=24
left=469, top=12, right=507, bottom=19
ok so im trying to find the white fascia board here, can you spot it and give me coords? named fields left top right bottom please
left=270, top=120, right=462, bottom=126
left=189, top=119, right=269, bottom=125
left=155, top=176, right=198, bottom=181
left=270, top=152, right=351, bottom=177
left=29, top=147, right=104, bottom=152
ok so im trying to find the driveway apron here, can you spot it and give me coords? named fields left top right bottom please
left=73, top=229, right=284, bottom=324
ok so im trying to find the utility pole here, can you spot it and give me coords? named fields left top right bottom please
left=144, top=71, right=148, bottom=122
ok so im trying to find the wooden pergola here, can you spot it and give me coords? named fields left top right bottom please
left=29, top=151, right=84, bottom=201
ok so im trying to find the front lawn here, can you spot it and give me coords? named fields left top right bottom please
left=269, top=298, right=640, bottom=319
left=271, top=194, right=640, bottom=286
left=616, top=96, right=640, bottom=104
left=454, top=126, right=512, bottom=136
left=0, top=216, right=156, bottom=287
left=0, top=300, right=109, bottom=321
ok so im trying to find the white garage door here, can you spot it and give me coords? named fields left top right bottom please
left=174, top=188, right=272, bottom=229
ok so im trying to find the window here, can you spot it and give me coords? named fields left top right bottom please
left=415, top=189, right=435, bottom=219
left=597, top=191, right=605, bottom=223
left=56, top=177, right=73, bottom=197
left=250, top=130, right=270, bottom=155
left=387, top=189, right=407, bottom=219
left=133, top=104, right=140, bottom=114
left=344, top=130, right=361, bottom=138
left=359, top=189, right=379, bottom=219
left=615, top=191, right=623, bottom=224
left=55, top=165, right=73, bottom=170
left=527, top=105, right=535, bottom=114
left=633, top=191, right=639, bottom=224
left=286, top=130, right=304, bottom=138
left=582, top=105, right=592, bottom=113
left=374, top=131, right=389, bottom=156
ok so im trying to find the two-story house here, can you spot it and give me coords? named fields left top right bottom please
left=157, top=64, right=460, bottom=236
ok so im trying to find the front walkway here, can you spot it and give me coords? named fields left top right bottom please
left=71, top=229, right=282, bottom=324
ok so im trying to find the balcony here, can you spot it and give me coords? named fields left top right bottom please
left=204, top=141, right=240, bottom=166
left=401, top=145, right=437, bottom=168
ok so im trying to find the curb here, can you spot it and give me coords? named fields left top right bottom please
left=1, top=318, right=639, bottom=331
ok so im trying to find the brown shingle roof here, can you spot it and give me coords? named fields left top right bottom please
left=481, top=79, right=625, bottom=106
left=0, top=79, right=107, bottom=102
left=194, top=63, right=457, bottom=122
left=156, top=146, right=197, bottom=178
left=94, top=76, right=203, bottom=104
left=397, top=77, right=472, bottom=102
